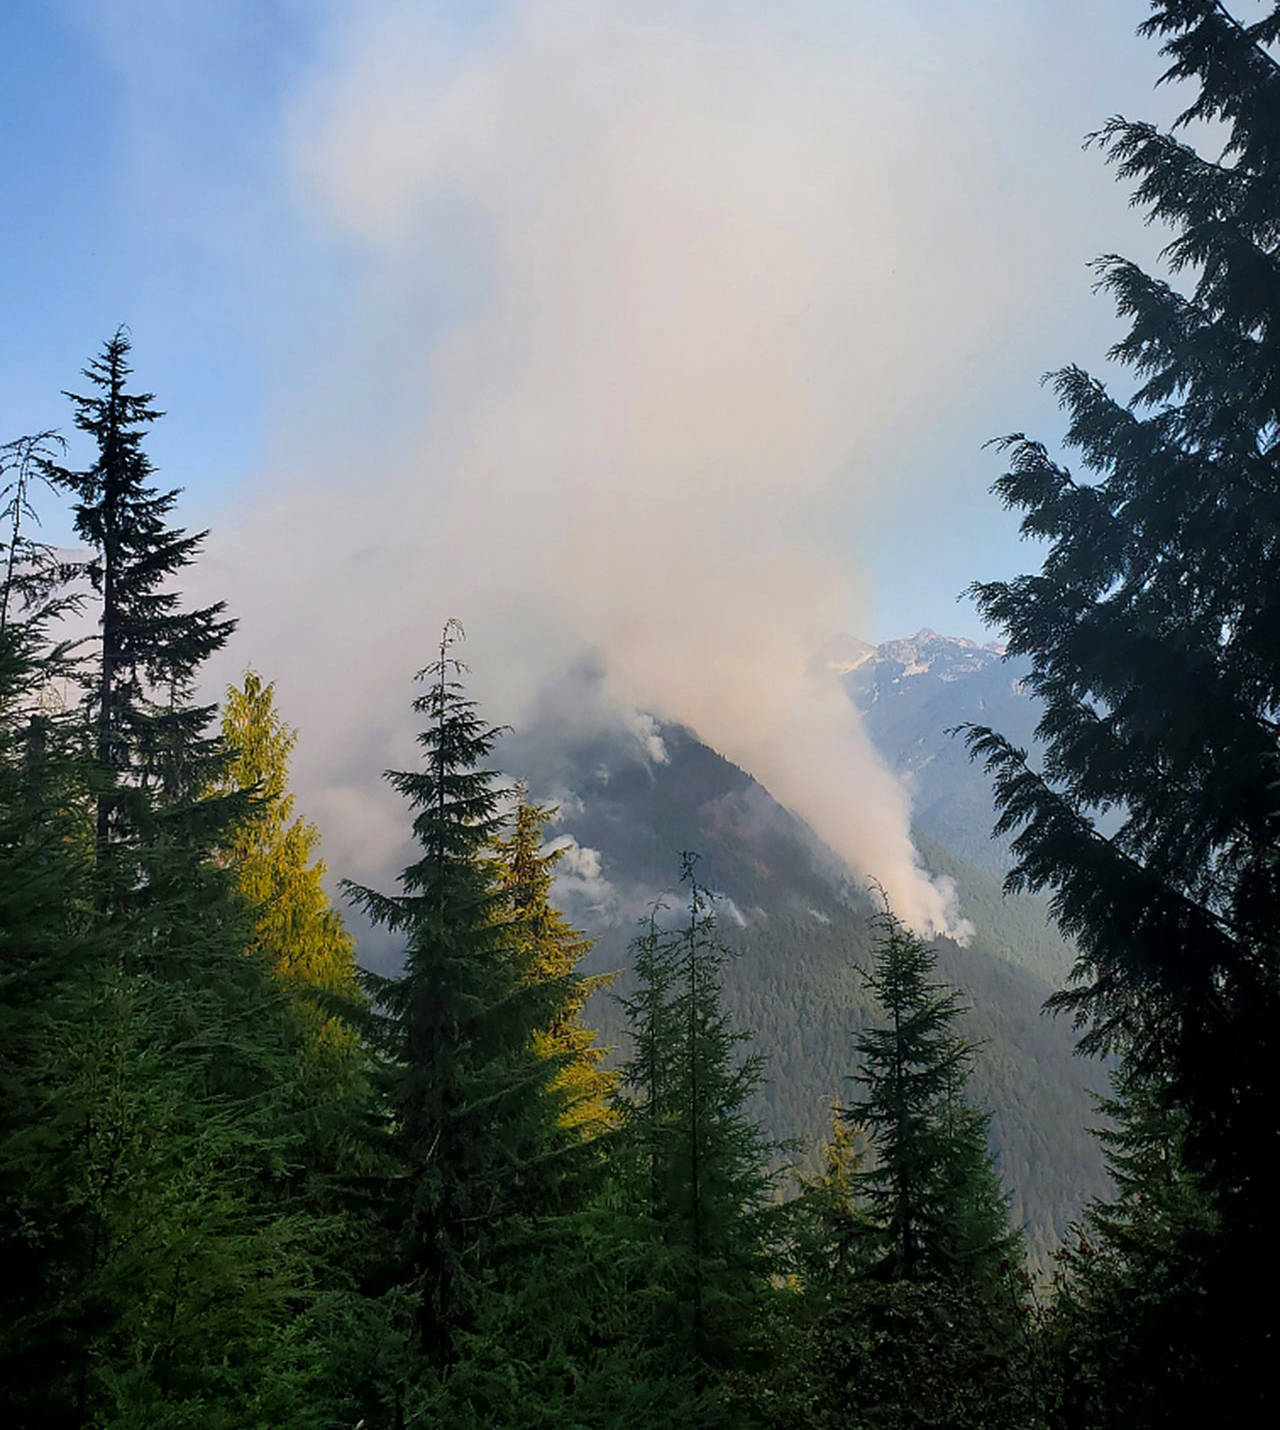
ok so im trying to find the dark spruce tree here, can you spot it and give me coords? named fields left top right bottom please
left=612, top=855, right=780, bottom=1427
left=0, top=436, right=98, bottom=1427
left=395, top=797, right=627, bottom=1430
left=344, top=621, right=577, bottom=1390
left=1047, top=1065, right=1218, bottom=1430
left=442, top=897, right=704, bottom=1430
left=962, top=2, right=1280, bottom=1416
left=845, top=898, right=1017, bottom=1290
left=781, top=896, right=1030, bottom=1430
left=49, top=329, right=234, bottom=874
left=665, top=854, right=778, bottom=1382
left=618, top=898, right=681, bottom=1225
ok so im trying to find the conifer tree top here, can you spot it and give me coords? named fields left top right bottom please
left=48, top=330, right=237, bottom=844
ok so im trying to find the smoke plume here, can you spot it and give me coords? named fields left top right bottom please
left=209, top=0, right=1109, bottom=939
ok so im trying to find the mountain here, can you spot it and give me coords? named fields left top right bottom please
left=842, top=629, right=1034, bottom=874
left=497, top=640, right=1110, bottom=1269
left=843, top=629, right=1075, bottom=985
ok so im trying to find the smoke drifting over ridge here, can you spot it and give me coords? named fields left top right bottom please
left=205, top=0, right=1126, bottom=940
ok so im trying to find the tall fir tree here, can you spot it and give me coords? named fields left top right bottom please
left=0, top=437, right=98, bottom=1427
left=618, top=898, right=681, bottom=1222
left=613, top=854, right=779, bottom=1424
left=412, top=893, right=660, bottom=1430
left=0, top=351, right=362, bottom=1429
left=784, top=896, right=1030, bottom=1430
left=1047, top=1066, right=1218, bottom=1430
left=48, top=330, right=234, bottom=870
left=215, top=665, right=385, bottom=1289
left=961, top=2, right=1280, bottom=1411
left=343, top=622, right=575, bottom=1375
left=963, top=0, right=1280, bottom=1206
left=844, top=897, right=1016, bottom=1289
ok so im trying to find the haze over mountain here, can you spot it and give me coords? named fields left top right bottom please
left=461, top=630, right=1108, bottom=1266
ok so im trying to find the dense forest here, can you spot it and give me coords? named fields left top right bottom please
left=4, top=2, right=1280, bottom=1424
left=543, top=701, right=1111, bottom=1269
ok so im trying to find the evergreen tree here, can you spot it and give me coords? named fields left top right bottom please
left=963, top=0, right=1280, bottom=1210
left=405, top=885, right=644, bottom=1430
left=612, top=854, right=780, bottom=1423
left=666, top=853, right=777, bottom=1375
left=617, top=898, right=681, bottom=1222
left=1047, top=1067, right=1218, bottom=1430
left=0, top=359, right=361, bottom=1428
left=783, top=897, right=1030, bottom=1430
left=794, top=1113, right=871, bottom=1294
left=47, top=912, right=341, bottom=1429
left=1, top=648, right=333, bottom=1430
left=215, top=665, right=385, bottom=1345
left=344, top=621, right=573, bottom=1371
left=490, top=787, right=614, bottom=1139
left=1, top=431, right=68, bottom=639
left=48, top=330, right=234, bottom=868
left=0, top=441, right=97, bottom=1427
left=746, top=1114, right=872, bottom=1430
left=961, top=2, right=1280, bottom=1410
left=845, top=897, right=1016, bottom=1287
left=220, top=669, right=361, bottom=1047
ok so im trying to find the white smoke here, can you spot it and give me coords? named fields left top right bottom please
left=546, top=835, right=619, bottom=918
left=196, top=0, right=1061, bottom=938
left=161, top=0, right=1175, bottom=941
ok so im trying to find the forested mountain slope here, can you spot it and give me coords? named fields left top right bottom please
left=500, top=653, right=1108, bottom=1265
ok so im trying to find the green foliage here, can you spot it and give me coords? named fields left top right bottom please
left=0, top=650, right=338, bottom=1430
left=1, top=353, right=373, bottom=1428
left=48, top=330, right=235, bottom=861
left=220, top=670, right=361, bottom=1045
left=792, top=1113, right=871, bottom=1292
left=37, top=922, right=336, bottom=1428
left=23, top=199, right=1280, bottom=1419
left=0, top=522, right=97, bottom=1426
left=1044, top=1067, right=1222, bottom=1429
left=763, top=897, right=1035, bottom=1430
left=963, top=0, right=1280, bottom=1196
left=963, top=1, right=1280, bottom=1414
left=845, top=896, right=1019, bottom=1289
left=490, top=787, right=615, bottom=1139
left=344, top=622, right=579, bottom=1370
left=610, top=855, right=782, bottom=1423
left=663, top=855, right=780, bottom=1374
left=558, top=720, right=1110, bottom=1266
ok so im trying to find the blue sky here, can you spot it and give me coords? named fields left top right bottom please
left=1, top=3, right=268, bottom=524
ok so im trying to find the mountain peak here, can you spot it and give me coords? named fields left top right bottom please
left=814, top=631, right=876, bottom=675
left=867, top=629, right=1006, bottom=681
